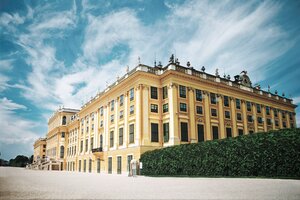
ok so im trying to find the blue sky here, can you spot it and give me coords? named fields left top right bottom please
left=0, top=0, right=300, bottom=160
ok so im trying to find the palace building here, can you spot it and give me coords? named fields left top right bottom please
left=31, top=56, right=297, bottom=174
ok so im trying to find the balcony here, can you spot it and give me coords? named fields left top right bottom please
left=92, top=147, right=103, bottom=158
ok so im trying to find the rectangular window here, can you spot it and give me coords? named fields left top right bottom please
left=238, top=129, right=243, bottom=136
left=85, top=139, right=88, bottom=152
left=91, top=124, right=94, bottom=131
left=163, top=123, right=169, bottom=143
left=151, top=104, right=158, bottom=113
left=100, top=120, right=103, bottom=127
left=151, top=123, right=159, bottom=142
left=97, top=159, right=100, bottom=173
left=163, top=103, right=169, bottom=113
left=84, top=160, right=86, bottom=172
left=119, top=128, right=123, bottom=146
left=291, top=123, right=294, bottom=128
left=256, top=104, right=261, bottom=113
left=275, top=120, right=279, bottom=127
left=117, top=156, right=122, bottom=174
left=236, top=99, right=241, bottom=109
left=119, top=110, right=124, bottom=119
left=196, top=106, right=203, bottom=115
left=246, top=101, right=252, bottom=112
left=80, top=140, right=83, bottom=152
left=130, top=105, right=134, bottom=115
left=89, top=158, right=92, bottom=173
left=90, top=137, right=93, bottom=150
left=226, top=127, right=232, bottom=138
left=110, top=115, right=114, bottom=123
left=163, top=86, right=168, bottom=99
left=266, top=106, right=270, bottom=115
left=100, top=107, right=103, bottom=116
left=129, top=124, right=134, bottom=143
left=197, top=124, right=204, bottom=142
left=257, top=117, right=263, bottom=124
left=110, top=131, right=114, bottom=148
left=289, top=112, right=293, bottom=120
left=247, top=115, right=253, bottom=123
left=237, top=113, right=242, bottom=121
left=274, top=109, right=278, bottom=117
left=211, top=108, right=217, bottom=117
left=210, top=93, right=217, bottom=104
left=267, top=118, right=272, bottom=126
left=195, top=89, right=202, bottom=101
left=127, top=155, right=133, bottom=172
left=224, top=96, right=229, bottom=107
left=111, top=100, right=114, bottom=111
left=212, top=126, right=219, bottom=140
left=225, top=111, right=230, bottom=119
left=120, top=95, right=124, bottom=106
left=108, top=157, right=112, bottom=174
left=151, top=86, right=158, bottom=99
left=282, top=112, right=286, bottom=119
left=130, top=88, right=134, bottom=101
left=180, top=103, right=187, bottom=112
left=79, top=160, right=81, bottom=172
left=179, top=85, right=186, bottom=98
left=61, top=132, right=65, bottom=138
left=181, top=122, right=188, bottom=142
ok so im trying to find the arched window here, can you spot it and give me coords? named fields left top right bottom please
left=62, top=116, right=67, bottom=125
left=60, top=146, right=64, bottom=158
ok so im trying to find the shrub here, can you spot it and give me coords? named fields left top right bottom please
left=140, top=128, right=300, bottom=178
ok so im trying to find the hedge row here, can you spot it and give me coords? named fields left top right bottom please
left=140, top=128, right=300, bottom=178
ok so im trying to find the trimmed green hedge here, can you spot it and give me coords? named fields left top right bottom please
left=140, top=128, right=300, bottom=178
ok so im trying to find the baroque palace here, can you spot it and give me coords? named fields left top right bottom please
left=31, top=55, right=297, bottom=174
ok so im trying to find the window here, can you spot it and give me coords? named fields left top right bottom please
left=163, top=103, right=169, bottom=113
left=119, top=110, right=124, bottom=119
left=110, top=115, right=114, bottom=123
left=236, top=99, right=241, bottom=109
left=100, top=107, right=103, bottom=116
left=79, top=160, right=81, bottom=172
left=130, top=88, right=134, bottom=101
left=61, top=132, right=65, bottom=138
left=224, top=96, right=229, bottom=107
left=108, top=157, right=112, bottom=174
left=256, top=104, right=261, bottom=113
left=62, top=116, right=66, bottom=125
left=163, top=123, right=169, bottom=143
left=100, top=135, right=103, bottom=148
left=275, top=120, right=279, bottom=127
left=100, top=120, right=103, bottom=127
left=92, top=124, right=94, bottom=131
left=110, top=131, right=114, bottom=148
left=86, top=126, right=89, bottom=133
left=211, top=108, right=217, bottom=117
left=129, top=124, right=134, bottom=143
left=197, top=124, right=204, bottom=142
left=274, top=109, right=278, bottom=117
left=120, top=95, right=124, bottom=106
left=84, top=160, right=86, bottom=172
left=117, top=156, right=122, bottom=174
left=257, top=117, right=263, bottom=124
left=179, top=85, right=186, bottom=98
left=282, top=112, right=286, bottom=119
left=195, top=89, right=202, bottom=101
left=196, top=106, right=203, bottom=115
left=246, top=101, right=252, bottom=112
left=90, top=137, right=93, bottom=150
left=111, top=100, right=115, bottom=111
left=130, top=105, right=134, bottom=115
left=225, top=111, right=230, bottom=119
left=180, top=103, right=187, bottom=112
left=162, top=86, right=168, bottom=99
left=226, top=127, right=232, bottom=138
left=238, top=129, right=243, bottom=136
left=237, top=113, right=242, bottom=121
left=266, top=106, right=270, bottom=115
left=119, top=128, right=123, bottom=146
left=210, top=93, right=217, bottom=104
left=60, top=146, right=64, bottom=158
left=97, top=159, right=100, bottom=173
left=212, top=126, right=219, bottom=140
left=80, top=140, right=83, bottom=152
left=247, top=115, right=253, bottom=123
left=289, top=112, right=293, bottom=120
left=151, top=86, right=158, bottom=99
left=151, top=104, right=158, bottom=113
left=181, top=122, right=188, bottom=142
left=267, top=118, right=272, bottom=125
left=151, top=123, right=159, bottom=142
left=85, top=139, right=88, bottom=152
left=89, top=158, right=92, bottom=173
left=127, top=155, right=133, bottom=172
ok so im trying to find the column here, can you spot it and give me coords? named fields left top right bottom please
left=218, top=95, right=225, bottom=139
left=142, top=85, right=150, bottom=145
left=188, top=87, right=196, bottom=143
left=94, top=111, right=98, bottom=148
left=103, top=105, right=108, bottom=151
left=168, top=83, right=180, bottom=145
left=124, top=93, right=128, bottom=147
left=286, top=112, right=291, bottom=128
left=114, top=98, right=118, bottom=148
left=279, top=110, right=283, bottom=129
left=271, top=108, right=276, bottom=130
left=253, top=104, right=258, bottom=133
left=230, top=98, right=237, bottom=137
left=203, top=91, right=211, bottom=140
left=135, top=85, right=142, bottom=145
left=241, top=100, right=248, bottom=134
left=262, top=106, right=267, bottom=131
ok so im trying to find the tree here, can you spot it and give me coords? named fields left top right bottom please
left=9, top=155, right=29, bottom=167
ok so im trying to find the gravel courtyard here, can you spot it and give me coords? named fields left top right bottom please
left=0, top=167, right=299, bottom=200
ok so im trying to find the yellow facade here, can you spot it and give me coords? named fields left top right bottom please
left=33, top=61, right=297, bottom=174
left=33, top=138, right=46, bottom=162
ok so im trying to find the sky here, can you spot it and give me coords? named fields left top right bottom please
left=0, top=0, right=300, bottom=160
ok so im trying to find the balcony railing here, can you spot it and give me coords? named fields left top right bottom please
left=92, top=147, right=103, bottom=153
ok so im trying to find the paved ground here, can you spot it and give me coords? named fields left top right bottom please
left=0, top=167, right=299, bottom=200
